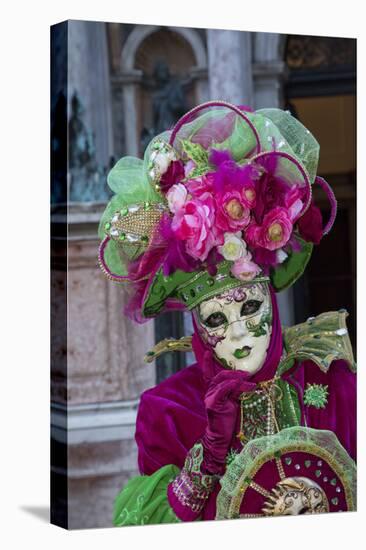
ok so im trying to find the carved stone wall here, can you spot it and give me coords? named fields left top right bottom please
left=67, top=235, right=155, bottom=404
left=52, top=205, right=156, bottom=529
left=286, top=35, right=356, bottom=69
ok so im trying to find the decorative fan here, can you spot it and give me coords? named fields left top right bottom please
left=216, top=426, right=356, bottom=519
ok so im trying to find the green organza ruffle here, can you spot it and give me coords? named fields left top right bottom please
left=113, top=464, right=181, bottom=527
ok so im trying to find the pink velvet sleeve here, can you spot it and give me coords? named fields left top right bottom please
left=135, top=364, right=207, bottom=475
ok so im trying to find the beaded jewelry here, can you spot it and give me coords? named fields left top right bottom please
left=237, top=377, right=283, bottom=444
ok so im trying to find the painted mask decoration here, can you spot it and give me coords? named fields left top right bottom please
left=194, top=282, right=272, bottom=373
left=262, top=477, right=329, bottom=516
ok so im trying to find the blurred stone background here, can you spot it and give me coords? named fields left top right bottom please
left=50, top=21, right=356, bottom=529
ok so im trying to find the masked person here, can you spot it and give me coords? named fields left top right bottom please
left=98, top=102, right=356, bottom=525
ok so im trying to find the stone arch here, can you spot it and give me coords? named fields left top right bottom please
left=119, top=25, right=208, bottom=156
left=121, top=25, right=207, bottom=71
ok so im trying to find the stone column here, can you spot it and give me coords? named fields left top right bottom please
left=68, top=20, right=114, bottom=165
left=207, top=29, right=254, bottom=106
left=252, top=32, right=286, bottom=109
left=115, top=70, right=143, bottom=157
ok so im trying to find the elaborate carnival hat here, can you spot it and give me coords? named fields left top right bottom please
left=98, top=101, right=337, bottom=320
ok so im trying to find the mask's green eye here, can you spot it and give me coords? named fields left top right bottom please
left=203, top=312, right=228, bottom=328
left=241, top=299, right=262, bottom=316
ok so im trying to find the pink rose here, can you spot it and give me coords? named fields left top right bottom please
left=167, top=183, right=188, bottom=213
left=241, top=183, right=257, bottom=208
left=245, top=222, right=261, bottom=247
left=245, top=207, right=293, bottom=251
left=231, top=256, right=261, bottom=281
left=260, top=208, right=293, bottom=250
left=171, top=193, right=220, bottom=262
left=253, top=155, right=307, bottom=224
left=185, top=173, right=214, bottom=198
left=216, top=190, right=251, bottom=232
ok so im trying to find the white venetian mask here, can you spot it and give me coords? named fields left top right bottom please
left=194, top=282, right=272, bottom=373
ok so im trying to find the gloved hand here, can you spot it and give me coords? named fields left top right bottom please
left=200, top=351, right=255, bottom=475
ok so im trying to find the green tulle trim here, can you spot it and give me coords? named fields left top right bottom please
left=211, top=115, right=258, bottom=161
left=113, top=464, right=181, bottom=527
left=257, top=108, right=320, bottom=184
left=172, top=107, right=319, bottom=180
left=107, top=156, right=162, bottom=202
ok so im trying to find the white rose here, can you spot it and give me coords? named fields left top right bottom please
left=155, top=152, right=171, bottom=174
left=218, top=232, right=247, bottom=262
left=153, top=149, right=176, bottom=175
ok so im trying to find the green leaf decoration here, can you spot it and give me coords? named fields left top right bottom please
left=270, top=235, right=313, bottom=292
left=304, top=383, right=329, bottom=409
left=278, top=310, right=356, bottom=375
left=186, top=165, right=210, bottom=179
left=180, top=139, right=209, bottom=168
left=246, top=310, right=272, bottom=337
left=247, top=323, right=267, bottom=338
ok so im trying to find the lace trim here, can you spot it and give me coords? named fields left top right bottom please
left=171, top=442, right=219, bottom=513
